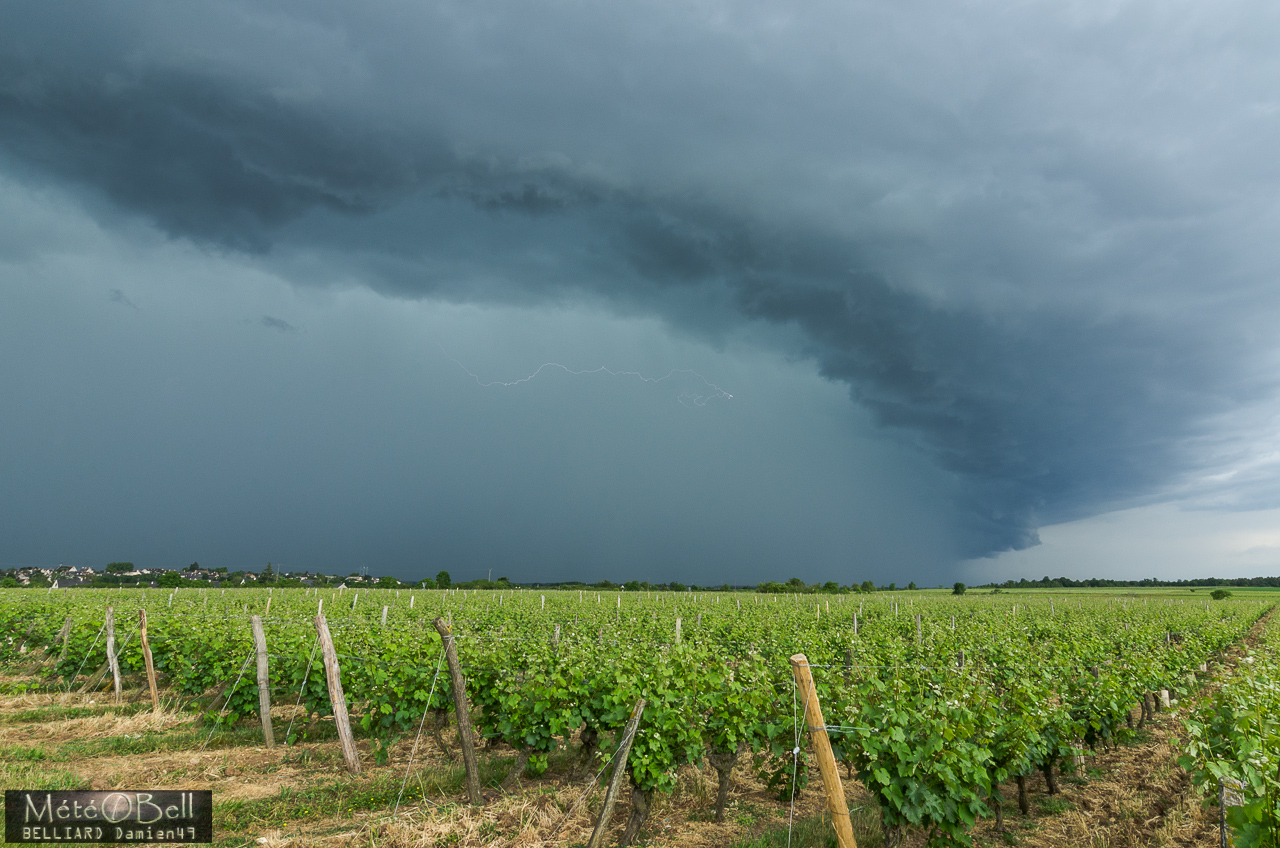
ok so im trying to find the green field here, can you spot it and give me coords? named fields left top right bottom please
left=0, top=586, right=1272, bottom=847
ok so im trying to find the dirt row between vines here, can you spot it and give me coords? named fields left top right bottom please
left=958, top=604, right=1274, bottom=848
left=0, top=606, right=1271, bottom=848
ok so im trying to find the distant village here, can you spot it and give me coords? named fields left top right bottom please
left=0, top=562, right=421, bottom=590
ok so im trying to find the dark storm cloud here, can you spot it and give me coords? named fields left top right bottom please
left=0, top=63, right=422, bottom=251
left=2, top=0, right=1278, bottom=559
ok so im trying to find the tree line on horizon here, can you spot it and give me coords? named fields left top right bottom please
left=5, top=563, right=1280, bottom=593
left=979, top=575, right=1280, bottom=589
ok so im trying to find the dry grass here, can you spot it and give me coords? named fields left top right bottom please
left=0, top=701, right=190, bottom=745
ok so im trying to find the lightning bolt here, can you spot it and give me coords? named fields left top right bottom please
left=441, top=349, right=733, bottom=406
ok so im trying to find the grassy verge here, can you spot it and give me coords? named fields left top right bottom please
left=215, top=753, right=512, bottom=837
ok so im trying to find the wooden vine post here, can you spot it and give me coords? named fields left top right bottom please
left=138, top=609, right=160, bottom=710
left=586, top=698, right=646, bottom=848
left=433, top=617, right=483, bottom=805
left=251, top=615, right=274, bottom=747
left=105, top=606, right=121, bottom=703
left=313, top=613, right=360, bottom=774
left=790, top=653, right=857, bottom=848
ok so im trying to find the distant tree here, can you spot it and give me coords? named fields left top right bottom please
left=624, top=580, right=643, bottom=592
left=1, top=576, right=18, bottom=589
left=261, top=562, right=275, bottom=581
left=377, top=575, right=400, bottom=589
left=436, top=570, right=452, bottom=589
left=860, top=580, right=875, bottom=594
left=418, top=577, right=437, bottom=590
left=215, top=567, right=227, bottom=574
left=887, top=582, right=897, bottom=591
left=908, top=581, right=917, bottom=590
left=953, top=582, right=967, bottom=596
left=668, top=581, right=687, bottom=592
left=821, top=581, right=840, bottom=594
left=26, top=571, right=51, bottom=588
left=184, top=562, right=200, bottom=572
left=1210, top=589, right=1231, bottom=600
left=158, top=570, right=184, bottom=588
left=106, top=562, right=134, bottom=574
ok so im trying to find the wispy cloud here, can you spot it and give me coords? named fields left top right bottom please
left=108, top=288, right=138, bottom=309
left=260, top=315, right=297, bottom=333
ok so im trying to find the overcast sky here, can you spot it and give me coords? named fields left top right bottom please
left=3, top=1, right=1279, bottom=586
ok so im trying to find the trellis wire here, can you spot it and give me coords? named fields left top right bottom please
left=62, top=621, right=107, bottom=693
left=199, top=650, right=254, bottom=753
left=283, top=632, right=322, bottom=746
left=547, top=704, right=646, bottom=840
left=393, top=649, right=448, bottom=815
left=788, top=671, right=803, bottom=848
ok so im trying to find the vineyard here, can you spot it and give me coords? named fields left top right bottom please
left=0, top=586, right=1275, bottom=848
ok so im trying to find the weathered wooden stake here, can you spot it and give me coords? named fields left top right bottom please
left=675, top=617, right=682, bottom=644
left=381, top=605, right=389, bottom=626
left=49, top=617, right=73, bottom=667
left=139, top=610, right=159, bottom=710
left=916, top=613, right=922, bottom=644
left=585, top=698, right=646, bottom=848
left=251, top=615, right=274, bottom=747
left=1221, top=777, right=1245, bottom=848
left=105, top=607, right=121, bottom=703
left=433, top=617, right=482, bottom=805
left=314, top=613, right=360, bottom=774
left=790, top=654, right=856, bottom=848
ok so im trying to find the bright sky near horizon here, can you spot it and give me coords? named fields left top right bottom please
left=3, top=1, right=1280, bottom=586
